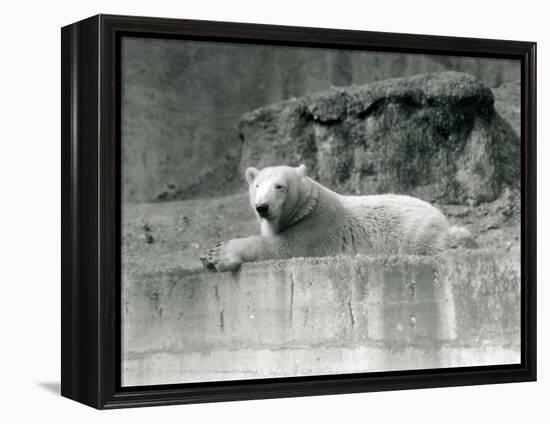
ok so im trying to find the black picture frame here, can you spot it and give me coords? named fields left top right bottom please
left=61, top=14, right=537, bottom=409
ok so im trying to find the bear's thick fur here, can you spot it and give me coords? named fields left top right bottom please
left=205, top=165, right=477, bottom=272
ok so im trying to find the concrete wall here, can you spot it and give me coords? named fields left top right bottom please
left=121, top=37, right=520, bottom=203
left=121, top=250, right=520, bottom=386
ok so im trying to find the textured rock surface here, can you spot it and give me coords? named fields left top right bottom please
left=239, top=72, right=520, bottom=205
left=122, top=251, right=520, bottom=386
left=492, top=80, right=521, bottom=136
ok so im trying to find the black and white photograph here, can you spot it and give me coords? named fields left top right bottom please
left=2, top=0, right=547, bottom=418
left=120, top=36, right=523, bottom=386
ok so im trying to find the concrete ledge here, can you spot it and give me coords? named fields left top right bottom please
left=122, top=250, right=520, bottom=386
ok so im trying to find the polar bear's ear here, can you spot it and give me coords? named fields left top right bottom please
left=296, top=164, right=307, bottom=178
left=245, top=167, right=258, bottom=184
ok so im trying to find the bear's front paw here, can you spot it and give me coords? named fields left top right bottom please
left=205, top=240, right=243, bottom=272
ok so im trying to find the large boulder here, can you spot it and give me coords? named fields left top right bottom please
left=238, top=72, right=520, bottom=205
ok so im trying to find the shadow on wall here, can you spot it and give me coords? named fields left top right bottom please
left=37, top=382, right=60, bottom=395
left=121, top=37, right=520, bottom=203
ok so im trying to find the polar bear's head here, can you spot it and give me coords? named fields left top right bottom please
left=245, top=164, right=307, bottom=235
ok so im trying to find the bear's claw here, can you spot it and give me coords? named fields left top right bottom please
left=200, top=242, right=231, bottom=272
left=199, top=254, right=217, bottom=271
left=200, top=241, right=241, bottom=272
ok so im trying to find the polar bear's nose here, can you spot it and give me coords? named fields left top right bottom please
left=256, top=204, right=269, bottom=217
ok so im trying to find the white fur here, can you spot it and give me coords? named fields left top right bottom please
left=207, top=165, right=477, bottom=271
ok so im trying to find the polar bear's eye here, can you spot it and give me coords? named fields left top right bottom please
left=255, top=184, right=259, bottom=188
left=274, top=184, right=284, bottom=190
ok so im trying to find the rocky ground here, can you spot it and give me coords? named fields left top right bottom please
left=123, top=193, right=255, bottom=273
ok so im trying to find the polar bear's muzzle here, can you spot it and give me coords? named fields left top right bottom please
left=255, top=203, right=270, bottom=218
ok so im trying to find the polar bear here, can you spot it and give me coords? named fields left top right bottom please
left=203, top=164, right=477, bottom=272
